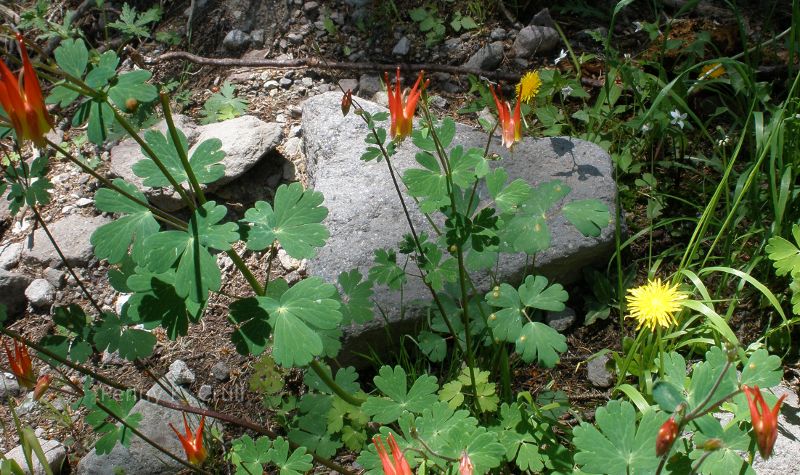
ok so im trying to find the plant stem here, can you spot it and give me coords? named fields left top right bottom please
left=160, top=92, right=206, bottom=204
left=308, top=360, right=365, bottom=405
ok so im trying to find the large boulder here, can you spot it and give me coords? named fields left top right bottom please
left=301, top=92, right=617, bottom=363
left=109, top=115, right=282, bottom=211
left=3, top=438, right=66, bottom=475
left=0, top=268, right=33, bottom=316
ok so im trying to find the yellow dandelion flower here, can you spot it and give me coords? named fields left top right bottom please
left=699, top=63, right=726, bottom=80
left=626, top=278, right=687, bottom=331
left=516, top=70, right=542, bottom=104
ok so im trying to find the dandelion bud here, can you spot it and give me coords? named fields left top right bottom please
left=656, top=416, right=679, bottom=457
left=341, top=89, right=352, bottom=117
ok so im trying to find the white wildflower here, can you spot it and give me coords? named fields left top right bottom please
left=634, top=21, right=644, bottom=33
left=560, top=85, right=573, bottom=97
left=641, top=123, right=651, bottom=133
left=670, top=109, right=687, bottom=129
left=554, top=49, right=567, bottom=65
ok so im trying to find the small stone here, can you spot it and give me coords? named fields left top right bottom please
left=490, top=28, right=507, bottom=41
left=115, top=293, right=131, bottom=315
left=545, top=307, right=576, bottom=332
left=25, top=279, right=56, bottom=308
left=75, top=197, right=93, bottom=207
left=289, top=105, right=302, bottom=119
left=250, top=29, right=265, bottom=45
left=512, top=25, right=560, bottom=57
left=289, top=124, right=302, bottom=137
left=284, top=270, right=302, bottom=284
left=338, top=78, right=358, bottom=94
left=211, top=362, right=230, bottom=382
left=44, top=267, right=66, bottom=289
left=358, top=74, right=383, bottom=99
left=587, top=354, right=614, bottom=389
left=277, top=248, right=301, bottom=270
left=101, top=350, right=125, bottom=366
left=168, top=360, right=195, bottom=385
left=444, top=37, right=462, bottom=52
left=303, top=1, right=319, bottom=17
left=464, top=41, right=504, bottom=71
left=301, top=77, right=314, bottom=87
left=279, top=77, right=294, bottom=89
left=223, top=29, right=251, bottom=52
left=1, top=372, right=21, bottom=400
left=429, top=95, right=448, bottom=109
left=0, top=242, right=22, bottom=270
left=3, top=439, right=66, bottom=475
left=198, top=384, right=213, bottom=402
left=392, top=36, right=410, bottom=56
left=530, top=8, right=556, bottom=29
left=275, top=113, right=287, bottom=123
left=283, top=137, right=303, bottom=158
left=287, top=32, right=304, bottom=45
left=264, top=80, right=280, bottom=90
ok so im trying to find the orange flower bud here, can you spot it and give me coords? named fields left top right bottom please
left=33, top=374, right=53, bottom=401
left=341, top=89, right=352, bottom=116
left=0, top=34, right=53, bottom=147
left=743, top=385, right=786, bottom=459
left=656, top=416, right=679, bottom=457
left=373, top=433, right=412, bottom=475
left=125, top=98, right=139, bottom=112
left=384, top=67, right=428, bottom=141
left=458, top=451, right=474, bottom=475
left=3, top=338, right=35, bottom=390
left=170, top=413, right=207, bottom=465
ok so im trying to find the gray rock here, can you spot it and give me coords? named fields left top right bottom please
left=24, top=214, right=109, bottom=268
left=4, top=439, right=66, bottom=475
left=283, top=136, right=303, bottom=159
left=546, top=307, right=576, bottom=332
left=277, top=248, right=301, bottom=271
left=167, top=360, right=195, bottom=385
left=287, top=32, right=304, bottom=45
left=0, top=197, right=11, bottom=224
left=530, top=8, right=556, bottom=29
left=76, top=381, right=208, bottom=475
left=338, top=78, right=358, bottom=94
left=0, top=269, right=33, bottom=316
left=44, top=267, right=66, bottom=289
left=210, top=362, right=230, bottom=382
left=0, top=242, right=22, bottom=269
left=303, top=1, right=320, bottom=17
left=1, top=372, right=21, bottom=399
left=358, top=74, right=383, bottom=99
left=751, top=383, right=800, bottom=474
left=279, top=77, right=293, bottom=88
left=109, top=114, right=199, bottom=211
left=513, top=25, right=560, bottom=58
left=392, top=36, right=410, bottom=56
left=490, top=28, right=507, bottom=41
left=198, top=384, right=213, bottom=402
left=250, top=29, right=265, bottom=45
left=464, top=41, right=504, bottom=71
left=264, top=80, right=280, bottom=91
left=587, top=354, right=614, bottom=388
left=25, top=279, right=56, bottom=308
left=75, top=197, right=93, bottom=207
left=223, top=29, right=251, bottom=52
left=301, top=92, right=616, bottom=363
left=187, top=115, right=283, bottom=189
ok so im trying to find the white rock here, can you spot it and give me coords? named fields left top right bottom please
left=0, top=242, right=22, bottom=269
left=3, top=439, right=66, bottom=475
left=277, top=248, right=301, bottom=270
left=25, top=279, right=56, bottom=308
left=167, top=360, right=195, bottom=385
left=75, top=197, right=94, bottom=207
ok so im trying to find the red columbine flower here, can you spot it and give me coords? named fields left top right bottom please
left=655, top=416, right=679, bottom=457
left=373, top=433, right=412, bottom=475
left=170, top=413, right=207, bottom=465
left=385, top=67, right=428, bottom=141
left=489, top=84, right=522, bottom=150
left=3, top=338, right=35, bottom=390
left=743, top=385, right=786, bottom=459
left=0, top=33, right=53, bottom=148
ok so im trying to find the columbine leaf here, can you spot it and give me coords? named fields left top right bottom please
left=369, top=248, right=406, bottom=290
left=259, top=277, right=341, bottom=367
left=403, top=152, right=449, bottom=212
left=652, top=381, right=687, bottom=413
left=338, top=269, right=374, bottom=324
left=243, top=182, right=329, bottom=258
left=363, top=366, right=439, bottom=423
left=518, top=275, right=568, bottom=311
left=573, top=401, right=668, bottom=475
left=53, top=38, right=88, bottom=78
left=126, top=271, right=203, bottom=338
left=766, top=224, right=800, bottom=276
left=107, top=70, right=158, bottom=110
left=689, top=415, right=754, bottom=475
left=515, top=322, right=566, bottom=367
left=740, top=349, right=782, bottom=388
left=132, top=129, right=190, bottom=187
left=229, top=297, right=271, bottom=356
left=486, top=169, right=531, bottom=213
left=417, top=331, right=446, bottom=362
left=563, top=199, right=611, bottom=237
left=267, top=437, right=313, bottom=475
left=91, top=179, right=159, bottom=264
left=230, top=435, right=271, bottom=475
